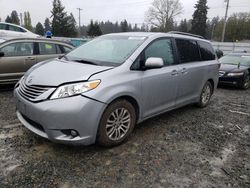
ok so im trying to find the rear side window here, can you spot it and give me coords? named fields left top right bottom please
left=0, top=42, right=34, bottom=56
left=39, top=43, right=57, bottom=55
left=0, top=23, right=6, bottom=30
left=176, top=39, right=200, bottom=63
left=144, top=38, right=174, bottom=66
left=8, top=25, right=25, bottom=32
left=198, top=41, right=216, bottom=61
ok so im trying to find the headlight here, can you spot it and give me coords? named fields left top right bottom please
left=50, top=80, right=101, bottom=99
left=227, top=72, right=244, bottom=76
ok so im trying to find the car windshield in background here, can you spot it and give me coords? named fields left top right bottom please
left=66, top=35, right=146, bottom=66
left=220, top=55, right=250, bottom=66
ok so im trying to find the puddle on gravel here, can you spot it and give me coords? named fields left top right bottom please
left=0, top=148, right=21, bottom=176
left=0, top=128, right=24, bottom=139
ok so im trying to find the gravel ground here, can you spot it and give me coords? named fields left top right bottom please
left=0, top=85, right=249, bottom=188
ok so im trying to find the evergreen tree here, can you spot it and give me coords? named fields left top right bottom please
left=24, top=12, right=33, bottom=31
left=44, top=18, right=51, bottom=31
left=5, top=16, right=12, bottom=23
left=87, top=20, right=102, bottom=37
left=191, top=0, right=208, bottom=37
left=178, top=19, right=188, bottom=32
left=64, top=13, right=78, bottom=37
left=121, top=20, right=128, bottom=32
left=35, top=22, right=45, bottom=35
left=10, top=11, right=20, bottom=25
left=51, top=0, right=68, bottom=36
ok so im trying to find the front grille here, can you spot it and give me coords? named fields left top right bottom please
left=219, top=71, right=226, bottom=77
left=22, top=113, right=45, bottom=132
left=18, top=81, right=50, bottom=101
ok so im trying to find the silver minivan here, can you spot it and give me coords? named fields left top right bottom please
left=14, top=32, right=219, bottom=147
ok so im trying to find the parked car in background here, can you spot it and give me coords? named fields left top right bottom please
left=0, top=22, right=39, bottom=38
left=0, top=38, right=74, bottom=84
left=14, top=32, right=219, bottom=147
left=219, top=53, right=250, bottom=89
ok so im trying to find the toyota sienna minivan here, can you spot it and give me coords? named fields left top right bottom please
left=14, top=32, right=219, bottom=147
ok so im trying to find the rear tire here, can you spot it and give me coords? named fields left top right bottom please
left=241, top=75, right=250, bottom=90
left=97, top=100, right=136, bottom=147
left=197, top=81, right=213, bottom=108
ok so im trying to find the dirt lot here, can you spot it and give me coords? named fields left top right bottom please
left=0, top=85, right=249, bottom=188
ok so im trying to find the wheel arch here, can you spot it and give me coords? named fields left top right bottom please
left=107, top=95, right=140, bottom=123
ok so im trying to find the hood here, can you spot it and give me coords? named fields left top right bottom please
left=220, top=63, right=248, bottom=73
left=24, top=59, right=113, bottom=86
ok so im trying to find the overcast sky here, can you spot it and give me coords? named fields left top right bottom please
left=0, top=0, right=250, bottom=26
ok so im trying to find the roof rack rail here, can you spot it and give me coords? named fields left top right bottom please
left=168, top=31, right=204, bottom=39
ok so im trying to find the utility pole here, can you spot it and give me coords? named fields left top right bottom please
left=77, top=8, right=83, bottom=36
left=221, top=0, right=230, bottom=42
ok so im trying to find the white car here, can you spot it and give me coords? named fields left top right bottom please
left=0, top=22, right=39, bottom=38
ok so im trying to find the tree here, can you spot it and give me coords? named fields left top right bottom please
left=35, top=22, right=44, bottom=35
left=44, top=18, right=51, bottom=31
left=51, top=0, right=68, bottom=36
left=64, top=13, right=78, bottom=37
left=24, top=12, right=33, bottom=31
left=178, top=19, right=188, bottom=32
left=10, top=11, right=20, bottom=25
left=87, top=20, right=102, bottom=37
left=120, top=19, right=128, bottom=32
left=145, top=0, right=183, bottom=32
left=5, top=16, right=12, bottom=23
left=191, top=0, right=209, bottom=37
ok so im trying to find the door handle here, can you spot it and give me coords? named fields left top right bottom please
left=181, top=68, right=188, bottom=74
left=171, top=70, right=178, bottom=76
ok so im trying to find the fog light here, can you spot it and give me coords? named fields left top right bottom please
left=61, top=129, right=79, bottom=137
left=70, top=130, right=78, bottom=137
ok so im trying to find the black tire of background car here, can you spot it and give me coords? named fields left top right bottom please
left=241, top=75, right=250, bottom=90
left=97, top=99, right=136, bottom=147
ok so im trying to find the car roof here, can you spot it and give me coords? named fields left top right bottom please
left=0, top=37, right=74, bottom=48
left=227, top=52, right=250, bottom=56
left=104, top=32, right=210, bottom=42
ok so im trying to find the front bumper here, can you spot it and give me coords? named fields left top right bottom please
left=218, top=75, right=244, bottom=87
left=14, top=89, right=107, bottom=145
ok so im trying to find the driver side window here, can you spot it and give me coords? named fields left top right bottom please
left=131, top=38, right=174, bottom=70
left=145, top=39, right=174, bottom=66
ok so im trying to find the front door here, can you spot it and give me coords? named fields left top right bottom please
left=140, top=38, right=179, bottom=118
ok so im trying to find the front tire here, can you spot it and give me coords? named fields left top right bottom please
left=197, top=81, right=213, bottom=108
left=97, top=100, right=136, bottom=147
left=241, top=75, right=250, bottom=90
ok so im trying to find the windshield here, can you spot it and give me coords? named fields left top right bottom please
left=220, top=55, right=250, bottom=67
left=66, top=35, right=146, bottom=66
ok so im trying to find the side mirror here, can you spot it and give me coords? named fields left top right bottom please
left=216, top=49, right=223, bottom=59
left=0, top=52, right=4, bottom=57
left=145, top=57, right=164, bottom=69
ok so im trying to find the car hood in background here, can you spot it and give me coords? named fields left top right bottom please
left=24, top=59, right=113, bottom=86
left=220, top=64, right=248, bottom=73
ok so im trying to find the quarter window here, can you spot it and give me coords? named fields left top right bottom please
left=39, top=43, right=57, bottom=55
left=0, top=42, right=33, bottom=56
left=176, top=39, right=200, bottom=63
left=198, top=41, right=216, bottom=61
left=144, top=39, right=174, bottom=66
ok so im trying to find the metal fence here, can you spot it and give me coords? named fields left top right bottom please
left=212, top=42, right=250, bottom=54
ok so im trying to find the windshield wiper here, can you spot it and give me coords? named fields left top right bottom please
left=72, top=59, right=99, bottom=66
